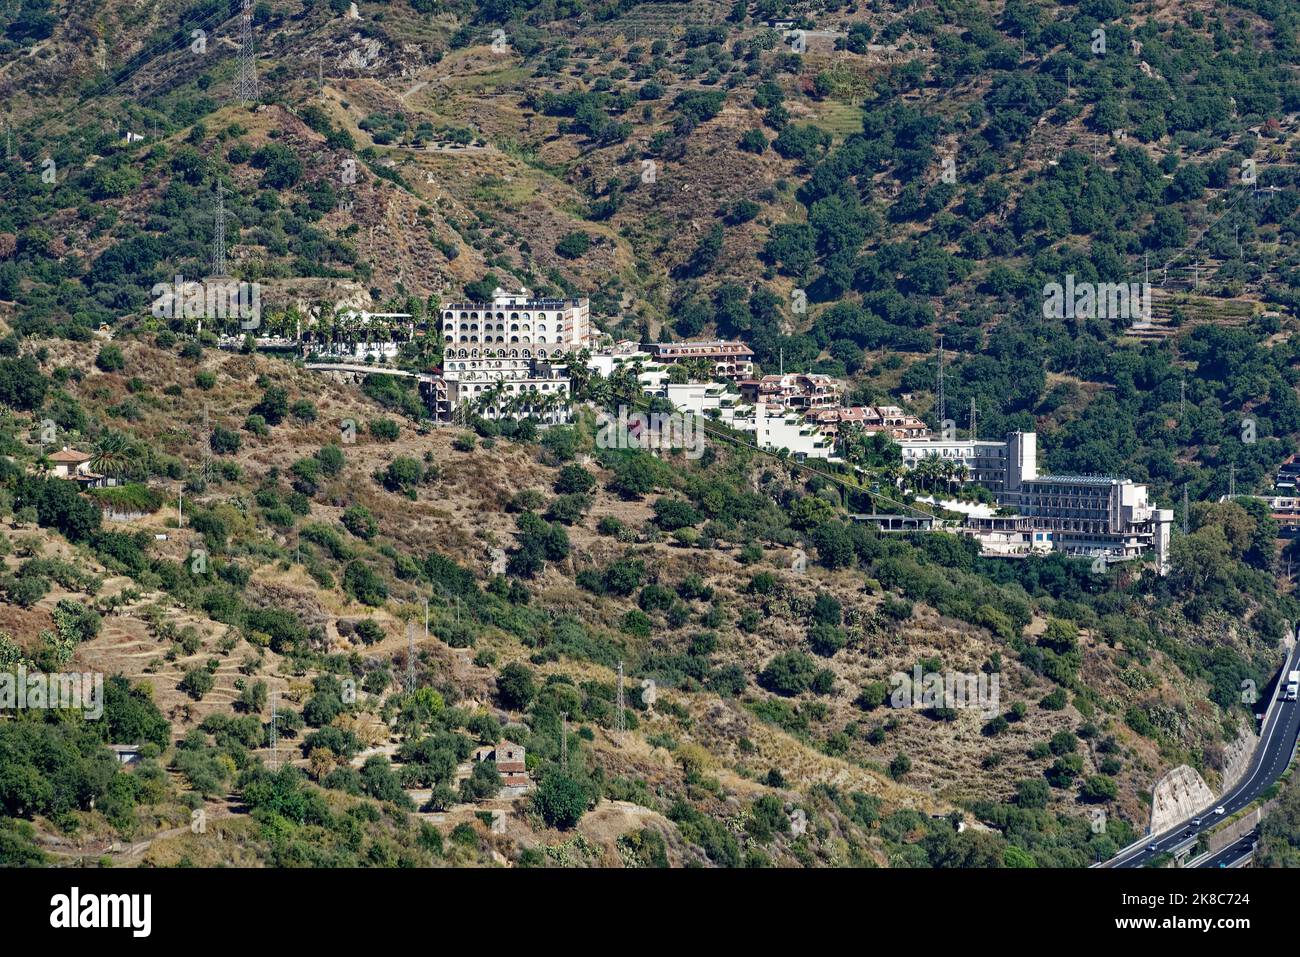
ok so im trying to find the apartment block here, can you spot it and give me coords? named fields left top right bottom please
left=650, top=340, right=754, bottom=381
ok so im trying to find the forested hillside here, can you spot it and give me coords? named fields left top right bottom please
left=0, top=0, right=1298, bottom=868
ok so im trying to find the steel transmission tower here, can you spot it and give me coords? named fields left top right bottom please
left=236, top=0, right=259, bottom=104
left=212, top=183, right=227, bottom=277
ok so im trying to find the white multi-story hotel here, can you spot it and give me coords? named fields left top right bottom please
left=435, top=287, right=590, bottom=424
left=903, top=431, right=1173, bottom=570
left=441, top=287, right=590, bottom=359
left=444, top=357, right=572, bottom=425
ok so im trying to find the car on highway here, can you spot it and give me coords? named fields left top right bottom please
left=1147, top=843, right=1158, bottom=852
left=1191, top=817, right=1203, bottom=826
left=1214, top=806, right=1226, bottom=815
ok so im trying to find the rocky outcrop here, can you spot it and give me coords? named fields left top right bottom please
left=1149, top=764, right=1215, bottom=834
left=1221, top=722, right=1258, bottom=794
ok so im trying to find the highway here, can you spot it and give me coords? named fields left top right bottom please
left=1105, top=631, right=1300, bottom=868
left=1198, top=828, right=1259, bottom=869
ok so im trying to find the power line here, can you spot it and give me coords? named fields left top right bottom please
left=8, top=1, right=245, bottom=154
left=599, top=384, right=936, bottom=518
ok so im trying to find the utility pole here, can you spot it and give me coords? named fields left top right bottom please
left=269, top=689, right=278, bottom=771
left=968, top=397, right=976, bottom=440
left=1182, top=486, right=1189, bottom=535
left=177, top=488, right=183, bottom=528
left=317, top=52, right=323, bottom=92
left=406, top=620, right=416, bottom=694
left=236, top=0, right=259, bottom=105
left=1229, top=464, right=1236, bottom=499
left=560, top=712, right=568, bottom=771
left=212, top=182, right=227, bottom=277
left=1179, top=378, right=1186, bottom=419
left=615, top=662, right=626, bottom=735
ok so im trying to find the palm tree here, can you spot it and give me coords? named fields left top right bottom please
left=684, top=357, right=715, bottom=382
left=951, top=462, right=969, bottom=491
left=476, top=380, right=509, bottom=418
left=91, top=432, right=133, bottom=480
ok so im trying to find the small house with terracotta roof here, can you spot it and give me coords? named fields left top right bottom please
left=47, top=447, right=109, bottom=487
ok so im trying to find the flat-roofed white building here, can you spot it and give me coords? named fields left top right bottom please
left=586, top=344, right=671, bottom=392
left=442, top=287, right=590, bottom=359
left=901, top=431, right=1173, bottom=570
left=727, top=405, right=835, bottom=461
left=897, top=437, right=1014, bottom=492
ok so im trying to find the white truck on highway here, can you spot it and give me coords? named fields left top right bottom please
left=1286, top=670, right=1299, bottom=702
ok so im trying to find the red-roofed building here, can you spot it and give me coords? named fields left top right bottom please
left=473, top=740, right=529, bottom=789
left=651, top=340, right=754, bottom=380
left=808, top=406, right=929, bottom=440
left=47, top=447, right=110, bottom=487
left=739, top=373, right=842, bottom=412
